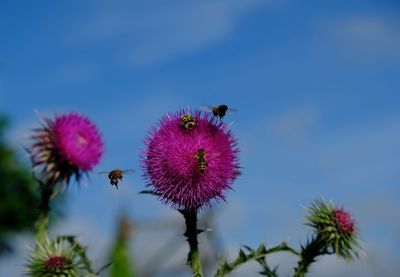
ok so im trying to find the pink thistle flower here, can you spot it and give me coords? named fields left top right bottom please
left=333, top=208, right=355, bottom=235
left=30, top=112, right=103, bottom=185
left=52, top=114, right=103, bottom=170
left=142, top=110, right=240, bottom=211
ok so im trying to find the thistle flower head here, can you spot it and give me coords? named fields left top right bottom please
left=29, top=112, right=103, bottom=186
left=142, top=110, right=240, bottom=211
left=306, top=198, right=361, bottom=260
left=333, top=208, right=355, bottom=235
left=26, top=237, right=90, bottom=277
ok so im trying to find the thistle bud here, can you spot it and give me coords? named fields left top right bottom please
left=305, top=199, right=361, bottom=260
left=26, top=237, right=90, bottom=277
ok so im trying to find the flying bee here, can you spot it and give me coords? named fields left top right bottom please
left=180, top=114, right=196, bottom=129
left=195, top=149, right=208, bottom=173
left=200, top=104, right=237, bottom=120
left=99, top=169, right=134, bottom=189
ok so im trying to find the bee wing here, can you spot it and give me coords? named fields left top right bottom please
left=226, top=107, right=238, bottom=114
left=121, top=169, right=135, bottom=175
left=98, top=171, right=109, bottom=176
left=199, top=104, right=214, bottom=112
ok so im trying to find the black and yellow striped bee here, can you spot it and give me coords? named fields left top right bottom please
left=180, top=114, right=196, bottom=129
left=200, top=104, right=237, bottom=120
left=195, top=149, right=208, bottom=173
left=99, top=169, right=134, bottom=189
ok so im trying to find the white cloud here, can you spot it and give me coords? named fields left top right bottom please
left=49, top=62, right=101, bottom=87
left=313, top=115, right=400, bottom=188
left=257, top=102, right=400, bottom=190
left=266, top=104, right=319, bottom=143
left=72, top=0, right=268, bottom=68
left=329, top=14, right=400, bottom=61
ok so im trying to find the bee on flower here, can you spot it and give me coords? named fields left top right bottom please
left=142, top=110, right=240, bottom=211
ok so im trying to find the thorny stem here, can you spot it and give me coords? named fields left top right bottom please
left=293, top=236, right=329, bottom=277
left=215, top=242, right=300, bottom=277
left=60, top=236, right=95, bottom=274
left=256, top=256, right=278, bottom=277
left=182, top=209, right=203, bottom=277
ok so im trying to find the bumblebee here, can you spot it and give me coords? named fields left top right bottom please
left=99, top=169, right=134, bottom=189
left=195, top=149, right=208, bottom=173
left=180, top=114, right=196, bottom=129
left=200, top=104, right=237, bottom=120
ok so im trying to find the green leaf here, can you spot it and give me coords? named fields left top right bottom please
left=109, top=241, right=134, bottom=277
left=256, top=244, right=267, bottom=255
left=238, top=249, right=247, bottom=263
left=109, top=217, right=135, bottom=277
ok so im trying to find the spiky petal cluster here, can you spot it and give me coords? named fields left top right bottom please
left=30, top=113, right=103, bottom=185
left=26, top=238, right=90, bottom=277
left=142, top=110, right=240, bottom=211
left=333, top=208, right=355, bottom=235
left=305, top=199, right=361, bottom=260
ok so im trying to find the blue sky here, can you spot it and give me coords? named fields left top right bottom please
left=1, top=0, right=400, bottom=276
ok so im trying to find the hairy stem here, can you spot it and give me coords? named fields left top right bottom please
left=36, top=184, right=53, bottom=243
left=182, top=210, right=203, bottom=277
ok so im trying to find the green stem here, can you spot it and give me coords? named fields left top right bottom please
left=182, top=210, right=203, bottom=277
left=215, top=242, right=300, bottom=277
left=265, top=242, right=300, bottom=256
left=293, top=236, right=328, bottom=277
left=36, top=184, right=53, bottom=243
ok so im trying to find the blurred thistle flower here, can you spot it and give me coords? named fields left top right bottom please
left=29, top=112, right=103, bottom=186
left=305, top=199, right=362, bottom=260
left=142, top=110, right=240, bottom=211
left=26, top=237, right=90, bottom=277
